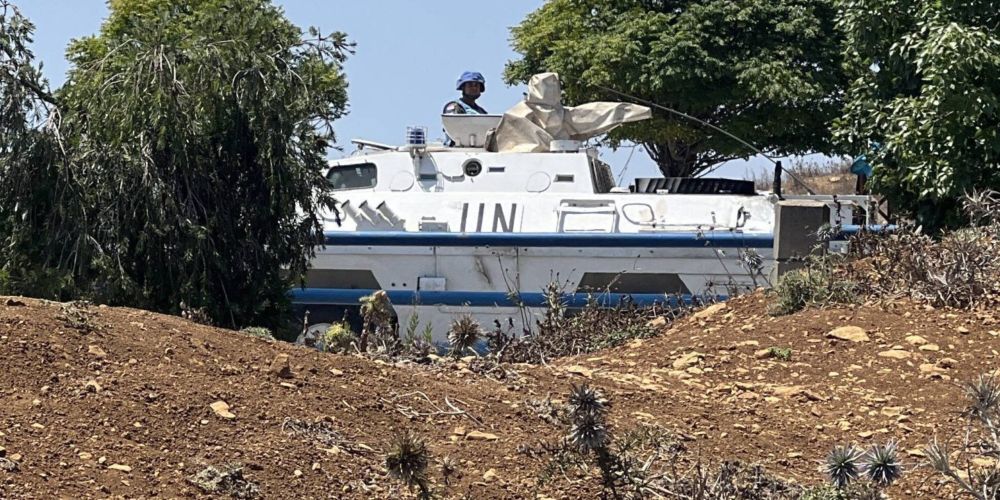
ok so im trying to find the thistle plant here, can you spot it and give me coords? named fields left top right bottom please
left=448, top=315, right=481, bottom=357
left=863, top=441, right=902, bottom=487
left=437, top=455, right=459, bottom=486
left=825, top=444, right=862, bottom=488
left=567, top=384, right=610, bottom=452
left=385, top=432, right=431, bottom=498
left=964, top=374, right=1000, bottom=425
left=359, top=291, right=394, bottom=352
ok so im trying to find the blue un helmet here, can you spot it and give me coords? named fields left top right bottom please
left=456, top=71, right=486, bottom=92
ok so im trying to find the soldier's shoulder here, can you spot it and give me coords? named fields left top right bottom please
left=443, top=101, right=465, bottom=114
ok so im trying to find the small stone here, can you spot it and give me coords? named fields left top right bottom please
left=279, top=382, right=296, bottom=389
left=878, top=349, right=911, bottom=360
left=9, top=453, right=21, bottom=462
left=87, top=345, right=107, bottom=358
left=919, top=344, right=940, bottom=352
left=269, top=354, right=294, bottom=379
left=84, top=380, right=102, bottom=393
left=906, top=448, right=926, bottom=458
left=210, top=400, right=236, bottom=419
left=647, top=316, right=667, bottom=329
left=672, top=352, right=704, bottom=370
left=564, top=365, right=593, bottom=378
left=880, top=406, right=904, bottom=417
left=293, top=469, right=303, bottom=477
left=905, top=335, right=928, bottom=345
left=79, top=452, right=93, bottom=460
left=329, top=368, right=344, bottom=376
left=753, top=349, right=772, bottom=359
left=827, top=326, right=870, bottom=343
left=452, top=427, right=467, bottom=436
left=483, top=468, right=498, bottom=481
left=957, top=326, right=971, bottom=335
left=31, top=399, right=40, bottom=406
left=858, top=431, right=875, bottom=439
left=465, top=431, right=499, bottom=441
left=108, top=464, right=131, bottom=472
left=312, top=462, right=321, bottom=471
left=98, top=456, right=107, bottom=465
left=693, top=303, right=727, bottom=319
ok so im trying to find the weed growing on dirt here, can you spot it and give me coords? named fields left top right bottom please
left=321, top=321, right=355, bottom=354
left=925, top=373, right=1000, bottom=499
left=769, top=258, right=858, bottom=316
left=56, top=300, right=98, bottom=332
left=359, top=290, right=395, bottom=353
left=448, top=315, right=481, bottom=357
left=437, top=455, right=459, bottom=486
left=187, top=464, right=260, bottom=499
left=385, top=431, right=431, bottom=499
left=239, top=327, right=274, bottom=341
left=179, top=301, right=213, bottom=326
left=768, top=347, right=793, bottom=361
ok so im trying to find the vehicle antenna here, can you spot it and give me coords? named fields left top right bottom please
left=595, top=85, right=817, bottom=195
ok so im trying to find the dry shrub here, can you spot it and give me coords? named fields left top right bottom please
left=524, top=384, right=801, bottom=499
left=491, top=283, right=680, bottom=364
left=925, top=373, right=1000, bottom=499
left=852, top=191, right=1000, bottom=309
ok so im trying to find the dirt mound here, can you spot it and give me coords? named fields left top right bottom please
left=1, top=294, right=994, bottom=498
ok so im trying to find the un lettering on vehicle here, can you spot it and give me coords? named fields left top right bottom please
left=460, top=203, right=518, bottom=232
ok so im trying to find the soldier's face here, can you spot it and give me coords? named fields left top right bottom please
left=462, top=82, right=483, bottom=98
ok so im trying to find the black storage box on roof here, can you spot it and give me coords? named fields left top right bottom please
left=630, top=177, right=756, bottom=195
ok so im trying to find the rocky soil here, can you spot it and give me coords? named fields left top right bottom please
left=1, top=293, right=997, bottom=498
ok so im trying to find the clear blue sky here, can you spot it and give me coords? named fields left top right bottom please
left=19, top=0, right=799, bottom=183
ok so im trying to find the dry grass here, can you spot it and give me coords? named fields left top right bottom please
left=752, top=158, right=854, bottom=195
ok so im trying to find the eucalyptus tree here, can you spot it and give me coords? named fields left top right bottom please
left=506, top=0, right=846, bottom=178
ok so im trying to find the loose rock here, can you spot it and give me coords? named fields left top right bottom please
left=210, top=400, right=236, bottom=419
left=827, top=326, right=870, bottom=343
left=269, top=354, right=294, bottom=379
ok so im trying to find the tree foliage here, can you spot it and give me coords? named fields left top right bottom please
left=836, top=0, right=1000, bottom=229
left=1, top=0, right=351, bottom=329
left=506, top=0, right=846, bottom=177
left=0, top=1, right=81, bottom=297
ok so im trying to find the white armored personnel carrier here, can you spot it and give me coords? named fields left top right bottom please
left=292, top=73, right=873, bottom=343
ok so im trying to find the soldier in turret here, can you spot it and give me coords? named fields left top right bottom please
left=444, top=71, right=488, bottom=115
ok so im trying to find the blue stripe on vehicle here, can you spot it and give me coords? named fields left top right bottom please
left=322, top=231, right=773, bottom=249
left=291, top=288, right=726, bottom=307
left=290, top=288, right=725, bottom=308
left=839, top=224, right=896, bottom=236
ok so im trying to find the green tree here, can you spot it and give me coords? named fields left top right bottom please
left=0, top=1, right=82, bottom=297
left=506, top=0, right=845, bottom=177
left=2, top=0, right=351, bottom=330
left=836, top=0, right=1000, bottom=229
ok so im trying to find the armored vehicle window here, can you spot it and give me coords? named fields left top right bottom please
left=590, top=157, right=615, bottom=193
left=327, top=163, right=377, bottom=190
